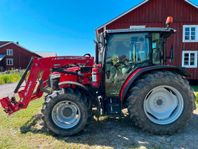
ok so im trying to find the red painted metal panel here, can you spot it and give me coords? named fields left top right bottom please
left=99, top=0, right=198, bottom=80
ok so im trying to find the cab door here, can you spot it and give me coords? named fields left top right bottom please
left=105, top=33, right=150, bottom=97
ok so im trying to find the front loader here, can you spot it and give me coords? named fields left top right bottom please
left=0, top=17, right=195, bottom=136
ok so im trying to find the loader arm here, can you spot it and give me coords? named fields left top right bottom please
left=0, top=56, right=94, bottom=115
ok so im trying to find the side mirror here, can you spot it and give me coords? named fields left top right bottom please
left=166, top=16, right=174, bottom=28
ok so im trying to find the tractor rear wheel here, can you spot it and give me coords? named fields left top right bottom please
left=127, top=71, right=194, bottom=135
left=42, top=94, right=88, bottom=136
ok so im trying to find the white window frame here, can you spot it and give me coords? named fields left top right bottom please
left=6, top=49, right=13, bottom=56
left=6, top=58, right=14, bottom=66
left=182, top=51, right=198, bottom=68
left=183, top=25, right=198, bottom=42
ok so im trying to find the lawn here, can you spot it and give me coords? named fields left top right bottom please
left=0, top=87, right=197, bottom=149
left=0, top=99, right=117, bottom=149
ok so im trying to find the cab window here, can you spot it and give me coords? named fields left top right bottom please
left=152, top=33, right=163, bottom=64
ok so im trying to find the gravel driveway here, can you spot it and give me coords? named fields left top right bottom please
left=63, top=110, right=198, bottom=149
left=0, top=83, right=17, bottom=98
left=24, top=110, right=198, bottom=149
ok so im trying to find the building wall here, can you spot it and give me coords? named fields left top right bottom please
left=98, top=0, right=198, bottom=80
left=0, top=43, right=39, bottom=70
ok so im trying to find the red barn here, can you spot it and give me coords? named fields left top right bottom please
left=0, top=41, right=40, bottom=71
left=97, top=0, right=198, bottom=80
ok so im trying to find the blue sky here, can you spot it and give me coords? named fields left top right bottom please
left=0, top=0, right=197, bottom=56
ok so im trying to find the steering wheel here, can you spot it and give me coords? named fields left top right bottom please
left=112, top=56, right=128, bottom=67
left=83, top=53, right=91, bottom=57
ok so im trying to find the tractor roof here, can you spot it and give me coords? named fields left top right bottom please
left=105, top=27, right=176, bottom=34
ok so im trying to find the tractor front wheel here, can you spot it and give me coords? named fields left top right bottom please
left=127, top=71, right=194, bottom=135
left=42, top=94, right=88, bottom=136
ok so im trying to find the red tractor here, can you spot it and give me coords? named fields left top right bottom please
left=0, top=17, right=195, bottom=136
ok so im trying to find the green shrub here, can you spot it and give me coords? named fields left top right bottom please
left=0, top=73, right=21, bottom=85
left=196, top=93, right=198, bottom=105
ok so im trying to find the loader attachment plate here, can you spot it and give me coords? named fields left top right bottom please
left=0, top=97, right=19, bottom=115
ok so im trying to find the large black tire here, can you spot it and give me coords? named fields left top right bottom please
left=127, top=71, right=195, bottom=135
left=42, top=94, right=88, bottom=136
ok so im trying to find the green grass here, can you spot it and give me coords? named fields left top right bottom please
left=0, top=98, right=115, bottom=149
left=0, top=73, right=21, bottom=84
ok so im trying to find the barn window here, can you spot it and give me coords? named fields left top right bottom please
left=182, top=51, right=198, bottom=68
left=183, top=25, right=198, bottom=42
left=6, top=58, right=13, bottom=66
left=6, top=49, right=13, bottom=56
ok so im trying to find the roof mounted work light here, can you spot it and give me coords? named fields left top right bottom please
left=166, top=16, right=174, bottom=28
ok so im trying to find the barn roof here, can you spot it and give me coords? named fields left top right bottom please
left=96, top=0, right=198, bottom=32
left=35, top=51, right=57, bottom=57
left=0, top=41, right=10, bottom=46
left=0, top=54, right=5, bottom=61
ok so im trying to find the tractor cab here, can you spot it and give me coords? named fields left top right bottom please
left=96, top=27, right=176, bottom=99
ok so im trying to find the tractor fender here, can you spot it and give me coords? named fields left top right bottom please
left=58, top=81, right=94, bottom=99
left=120, top=65, right=190, bottom=104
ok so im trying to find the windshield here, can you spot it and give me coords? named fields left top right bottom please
left=106, top=33, right=150, bottom=68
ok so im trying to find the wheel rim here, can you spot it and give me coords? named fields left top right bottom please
left=143, top=85, right=184, bottom=125
left=52, top=101, right=81, bottom=129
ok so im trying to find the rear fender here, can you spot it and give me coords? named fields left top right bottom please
left=120, top=65, right=190, bottom=105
